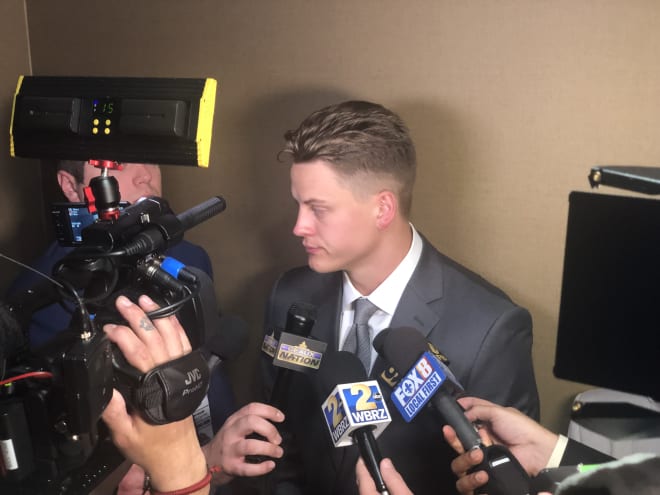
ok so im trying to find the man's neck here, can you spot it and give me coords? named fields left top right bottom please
left=345, top=222, right=413, bottom=295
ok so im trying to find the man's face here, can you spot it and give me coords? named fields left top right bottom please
left=80, top=162, right=162, bottom=204
left=290, top=160, right=380, bottom=274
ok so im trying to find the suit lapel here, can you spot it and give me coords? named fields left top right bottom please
left=304, top=272, right=349, bottom=476
left=391, top=236, right=444, bottom=335
left=370, top=237, right=444, bottom=378
left=308, top=272, right=343, bottom=349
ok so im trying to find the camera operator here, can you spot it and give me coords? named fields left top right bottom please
left=7, top=160, right=212, bottom=348
left=102, top=294, right=212, bottom=495
left=104, top=294, right=286, bottom=494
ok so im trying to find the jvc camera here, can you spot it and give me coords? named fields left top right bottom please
left=0, top=192, right=225, bottom=494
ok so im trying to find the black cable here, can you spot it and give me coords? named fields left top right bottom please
left=146, top=284, right=199, bottom=319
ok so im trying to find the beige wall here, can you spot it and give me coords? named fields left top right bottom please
left=0, top=2, right=50, bottom=292
left=12, top=0, right=660, bottom=432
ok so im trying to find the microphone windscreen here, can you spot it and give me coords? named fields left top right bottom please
left=285, top=301, right=317, bottom=337
left=373, top=326, right=428, bottom=372
left=374, top=327, right=465, bottom=397
left=317, top=350, right=368, bottom=397
left=205, top=313, right=249, bottom=361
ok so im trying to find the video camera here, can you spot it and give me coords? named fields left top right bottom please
left=1, top=76, right=224, bottom=494
left=0, top=191, right=226, bottom=494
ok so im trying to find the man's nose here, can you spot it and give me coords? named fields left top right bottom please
left=292, top=209, right=312, bottom=237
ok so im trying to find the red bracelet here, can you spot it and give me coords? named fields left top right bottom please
left=149, top=465, right=221, bottom=495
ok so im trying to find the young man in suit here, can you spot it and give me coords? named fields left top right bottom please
left=260, top=100, right=540, bottom=494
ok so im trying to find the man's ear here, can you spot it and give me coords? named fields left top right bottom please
left=375, top=190, right=397, bottom=230
left=57, top=170, right=82, bottom=202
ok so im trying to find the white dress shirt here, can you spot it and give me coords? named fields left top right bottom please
left=339, top=224, right=423, bottom=372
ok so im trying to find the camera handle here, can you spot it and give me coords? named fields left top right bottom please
left=112, top=348, right=210, bottom=424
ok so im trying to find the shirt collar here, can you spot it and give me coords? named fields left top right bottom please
left=342, top=224, right=423, bottom=314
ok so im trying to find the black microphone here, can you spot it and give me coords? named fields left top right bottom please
left=269, top=301, right=317, bottom=410
left=373, top=327, right=532, bottom=495
left=245, top=302, right=318, bottom=464
left=176, top=196, right=227, bottom=233
left=318, top=351, right=391, bottom=495
left=204, top=313, right=249, bottom=368
left=123, top=196, right=226, bottom=256
left=373, top=327, right=480, bottom=450
left=191, top=313, right=248, bottom=444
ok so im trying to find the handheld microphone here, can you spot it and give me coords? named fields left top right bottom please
left=194, top=313, right=247, bottom=443
left=204, top=313, right=249, bottom=368
left=246, top=302, right=321, bottom=464
left=319, top=351, right=391, bottom=495
left=269, top=302, right=319, bottom=410
left=373, top=327, right=532, bottom=495
left=284, top=301, right=316, bottom=336
left=373, top=327, right=481, bottom=449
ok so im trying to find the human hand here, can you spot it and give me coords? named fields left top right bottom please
left=115, top=463, right=146, bottom=495
left=355, top=457, right=413, bottom=495
left=443, top=396, right=558, bottom=494
left=202, top=401, right=285, bottom=485
left=101, top=295, right=209, bottom=495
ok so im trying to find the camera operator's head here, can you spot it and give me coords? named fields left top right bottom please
left=56, top=160, right=162, bottom=204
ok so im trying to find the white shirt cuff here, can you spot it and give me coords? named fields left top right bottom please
left=546, top=434, right=569, bottom=469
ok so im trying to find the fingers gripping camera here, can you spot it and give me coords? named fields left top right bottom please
left=114, top=348, right=210, bottom=424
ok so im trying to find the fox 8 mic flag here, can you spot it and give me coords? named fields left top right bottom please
left=391, top=351, right=448, bottom=422
left=321, top=380, right=391, bottom=447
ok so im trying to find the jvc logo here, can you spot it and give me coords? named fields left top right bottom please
left=184, top=368, right=203, bottom=385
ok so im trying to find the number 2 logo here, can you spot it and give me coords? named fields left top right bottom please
left=325, top=394, right=344, bottom=428
left=349, top=384, right=377, bottom=411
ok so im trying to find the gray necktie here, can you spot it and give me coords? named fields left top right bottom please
left=342, top=298, right=378, bottom=373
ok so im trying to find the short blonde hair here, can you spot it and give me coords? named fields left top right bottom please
left=280, top=101, right=416, bottom=216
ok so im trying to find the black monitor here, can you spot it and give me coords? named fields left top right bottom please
left=554, top=191, right=660, bottom=400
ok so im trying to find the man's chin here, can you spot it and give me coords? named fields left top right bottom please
left=307, top=255, right=336, bottom=274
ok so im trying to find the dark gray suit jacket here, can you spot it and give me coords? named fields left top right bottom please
left=261, top=236, right=539, bottom=495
